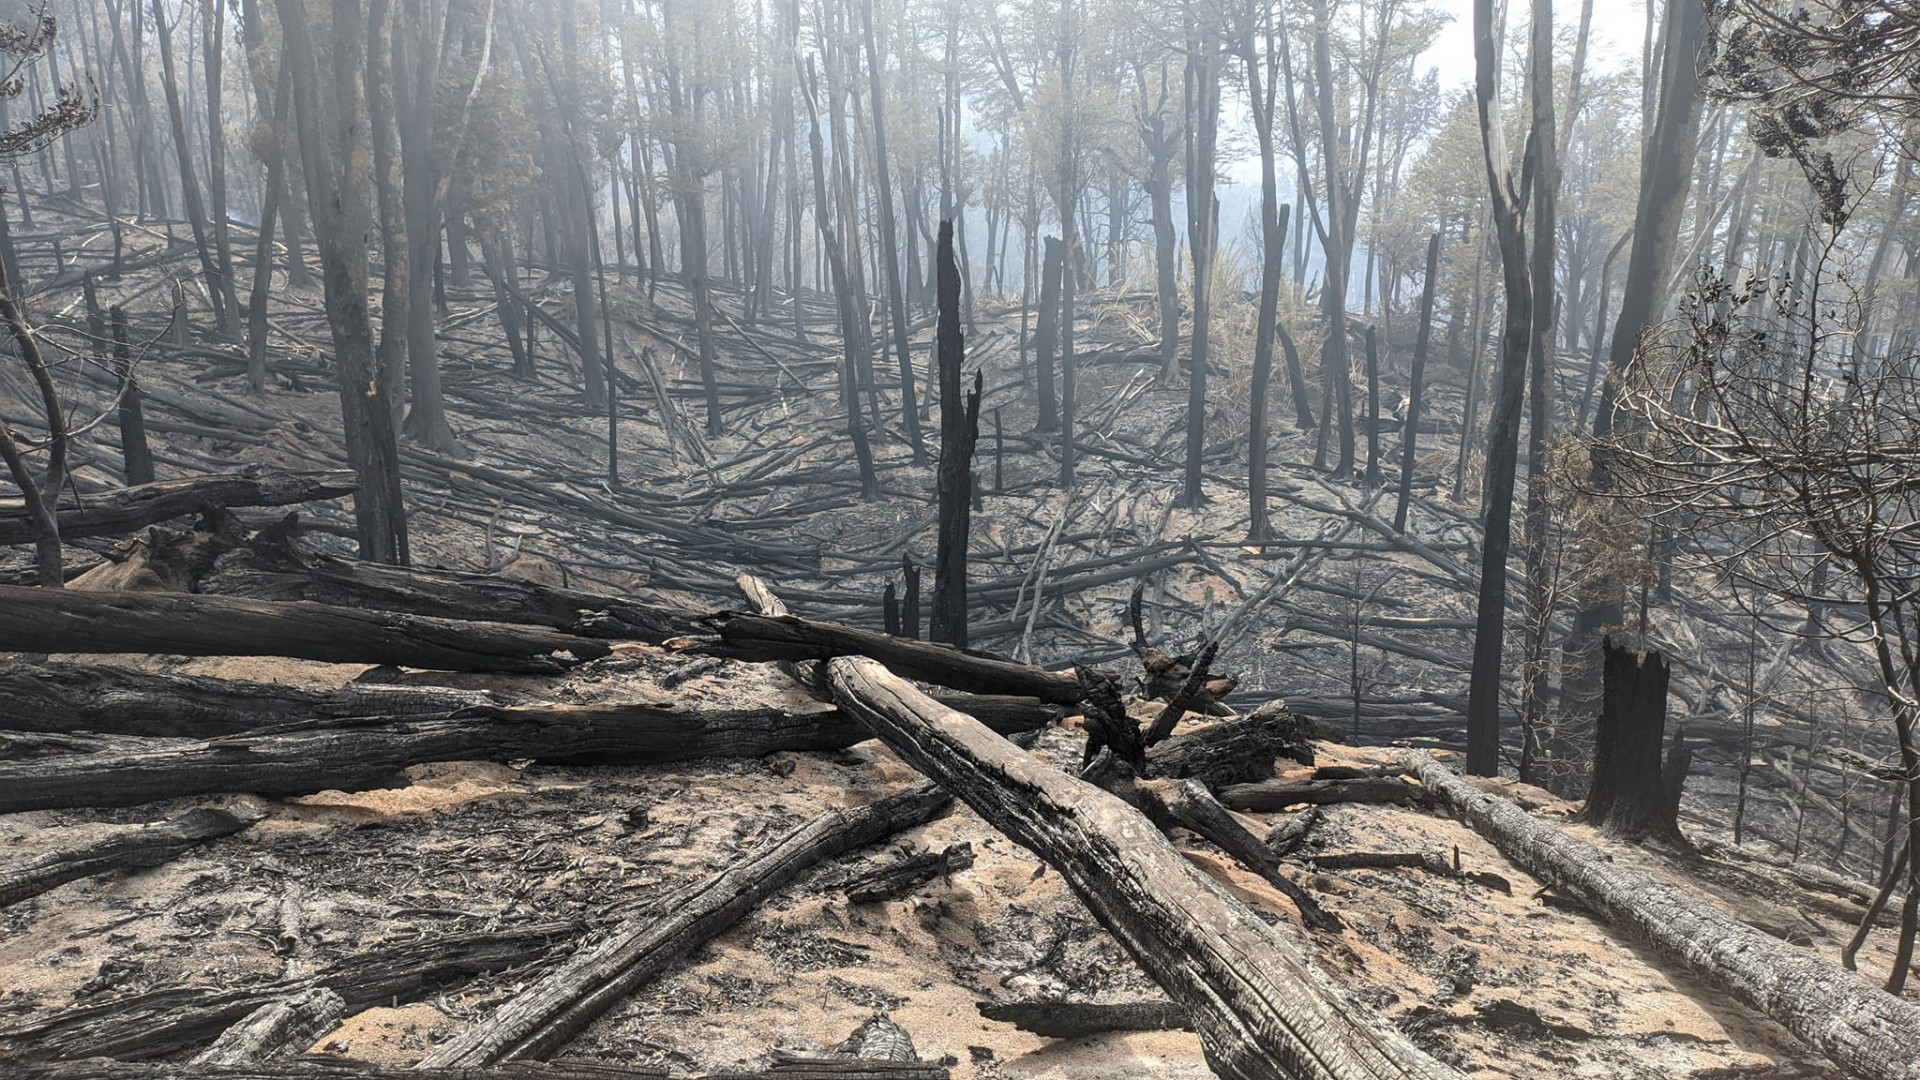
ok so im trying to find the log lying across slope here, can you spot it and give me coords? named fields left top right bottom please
left=826, top=656, right=1461, bottom=1080
left=16, top=1061, right=669, bottom=1079
left=0, top=470, right=356, bottom=545
left=0, top=924, right=575, bottom=1061
left=1402, top=751, right=1920, bottom=1080
left=0, top=805, right=264, bottom=907
left=693, top=612, right=1082, bottom=704
left=0, top=585, right=609, bottom=672
left=0, top=659, right=1059, bottom=741
left=0, top=661, right=498, bottom=737
left=0, top=699, right=1050, bottom=813
left=418, top=782, right=954, bottom=1065
left=201, top=553, right=695, bottom=643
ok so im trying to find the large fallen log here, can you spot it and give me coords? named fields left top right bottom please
left=1403, top=751, right=1920, bottom=1080
left=188, top=988, right=345, bottom=1066
left=201, top=553, right=695, bottom=644
left=418, top=782, right=954, bottom=1065
left=691, top=612, right=1082, bottom=704
left=825, top=657, right=1461, bottom=1080
left=0, top=661, right=497, bottom=737
left=0, top=923, right=574, bottom=1061
left=14, top=1062, right=668, bottom=1079
left=0, top=585, right=610, bottom=673
left=0, top=805, right=264, bottom=906
left=0, top=659, right=1058, bottom=741
left=1217, top=776, right=1436, bottom=812
left=0, top=470, right=355, bottom=546
left=0, top=697, right=1046, bottom=813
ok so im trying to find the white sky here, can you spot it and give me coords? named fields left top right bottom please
left=1424, top=0, right=1651, bottom=94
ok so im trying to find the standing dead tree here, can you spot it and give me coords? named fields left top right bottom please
left=929, top=220, right=981, bottom=649
left=0, top=5, right=95, bottom=586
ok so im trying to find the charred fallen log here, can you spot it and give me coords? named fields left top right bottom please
left=1216, top=776, right=1436, bottom=812
left=417, top=783, right=954, bottom=1065
left=975, top=999, right=1190, bottom=1037
left=1404, top=751, right=1920, bottom=1080
left=201, top=551, right=694, bottom=643
left=0, top=698, right=1048, bottom=813
left=0, top=585, right=610, bottom=672
left=12, top=1062, right=669, bottom=1079
left=187, top=988, right=345, bottom=1066
left=825, top=656, right=1462, bottom=1080
left=690, top=612, right=1081, bottom=704
left=0, top=661, right=497, bottom=737
left=0, top=805, right=264, bottom=907
left=0, top=470, right=354, bottom=546
left=0, top=923, right=574, bottom=1061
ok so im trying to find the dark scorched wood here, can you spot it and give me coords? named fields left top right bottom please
left=825, top=656, right=1462, bottom=1080
left=0, top=585, right=610, bottom=672
left=695, top=612, right=1081, bottom=704
left=0, top=805, right=264, bottom=907
left=201, top=553, right=695, bottom=643
left=0, top=924, right=573, bottom=1061
left=0, top=470, right=354, bottom=545
left=417, top=783, right=954, bottom=1065
left=0, top=700, right=1045, bottom=813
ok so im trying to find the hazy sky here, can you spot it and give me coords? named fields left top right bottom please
left=1423, top=0, right=1651, bottom=94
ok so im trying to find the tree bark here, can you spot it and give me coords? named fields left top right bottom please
left=1404, top=750, right=1920, bottom=1080
left=188, top=989, right=346, bottom=1067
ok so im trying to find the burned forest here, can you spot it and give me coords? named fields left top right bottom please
left=2, top=0, right=1919, bottom=1077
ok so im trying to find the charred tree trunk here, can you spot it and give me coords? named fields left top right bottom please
left=111, top=306, right=154, bottom=486
left=1393, top=232, right=1440, bottom=534
left=1033, top=235, right=1062, bottom=432
left=1580, top=639, right=1684, bottom=841
left=930, top=221, right=979, bottom=649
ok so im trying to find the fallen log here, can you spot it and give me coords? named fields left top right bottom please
left=0, top=470, right=355, bottom=546
left=825, top=656, right=1462, bottom=1080
left=13, top=1062, right=668, bottom=1079
left=0, top=661, right=497, bottom=737
left=691, top=612, right=1082, bottom=704
left=0, top=923, right=573, bottom=1061
left=1403, top=751, right=1920, bottom=1080
left=0, top=699, right=1046, bottom=813
left=202, top=552, right=695, bottom=644
left=0, top=805, right=264, bottom=906
left=0, top=585, right=610, bottom=673
left=188, top=988, right=345, bottom=1066
left=843, top=843, right=974, bottom=904
left=1217, top=776, right=1436, bottom=812
left=975, top=999, right=1190, bottom=1037
left=418, top=782, right=954, bottom=1065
